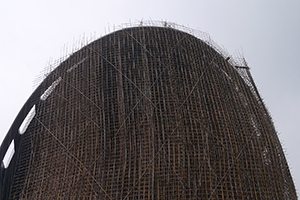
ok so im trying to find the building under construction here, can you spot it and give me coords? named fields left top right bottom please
left=0, top=22, right=297, bottom=199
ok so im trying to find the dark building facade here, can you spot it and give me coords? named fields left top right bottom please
left=0, top=25, right=297, bottom=199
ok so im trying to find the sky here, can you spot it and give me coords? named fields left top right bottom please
left=0, top=0, right=299, bottom=195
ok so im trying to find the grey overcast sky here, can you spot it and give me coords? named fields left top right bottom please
left=0, top=0, right=299, bottom=195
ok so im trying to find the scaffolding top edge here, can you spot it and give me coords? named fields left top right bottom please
left=35, top=20, right=248, bottom=89
left=114, top=20, right=248, bottom=68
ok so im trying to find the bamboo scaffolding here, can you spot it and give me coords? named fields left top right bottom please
left=1, top=24, right=297, bottom=199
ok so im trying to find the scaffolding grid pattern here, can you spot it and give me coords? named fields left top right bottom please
left=2, top=26, right=297, bottom=199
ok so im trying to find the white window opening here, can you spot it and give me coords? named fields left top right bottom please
left=40, top=77, right=62, bottom=101
left=3, top=140, right=15, bottom=168
left=19, top=105, right=36, bottom=135
left=67, top=58, right=86, bottom=73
